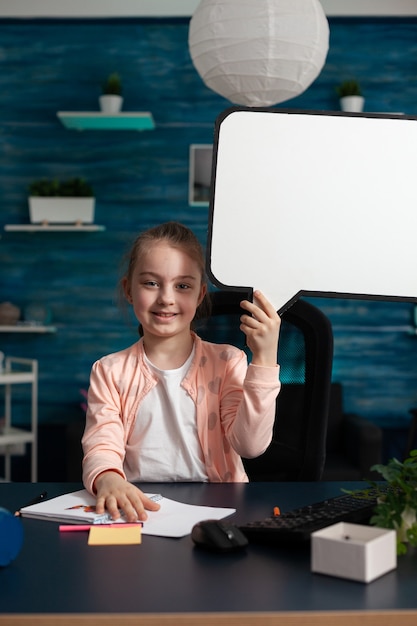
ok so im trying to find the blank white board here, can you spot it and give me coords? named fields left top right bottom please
left=207, top=108, right=417, bottom=313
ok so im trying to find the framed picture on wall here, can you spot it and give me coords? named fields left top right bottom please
left=189, top=144, right=213, bottom=206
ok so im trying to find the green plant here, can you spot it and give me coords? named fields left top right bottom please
left=336, top=79, right=362, bottom=98
left=102, top=72, right=122, bottom=96
left=28, top=177, right=94, bottom=197
left=370, top=450, right=417, bottom=554
left=347, top=450, right=417, bottom=555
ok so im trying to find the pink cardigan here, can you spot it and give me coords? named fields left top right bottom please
left=82, top=333, right=280, bottom=493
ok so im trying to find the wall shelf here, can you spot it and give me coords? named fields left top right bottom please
left=57, top=111, right=155, bottom=131
left=0, top=324, right=57, bottom=333
left=4, top=224, right=105, bottom=232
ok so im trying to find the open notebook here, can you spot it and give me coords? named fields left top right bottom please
left=19, top=489, right=236, bottom=538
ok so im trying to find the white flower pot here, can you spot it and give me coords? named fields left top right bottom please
left=99, top=95, right=123, bottom=114
left=395, top=506, right=417, bottom=544
left=340, top=95, right=365, bottom=113
left=28, top=197, right=95, bottom=224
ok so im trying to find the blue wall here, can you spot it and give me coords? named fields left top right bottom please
left=1, top=17, right=417, bottom=432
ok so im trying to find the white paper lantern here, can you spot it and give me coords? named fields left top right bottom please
left=189, top=0, right=329, bottom=107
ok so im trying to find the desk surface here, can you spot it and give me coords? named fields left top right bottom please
left=1, top=481, right=417, bottom=626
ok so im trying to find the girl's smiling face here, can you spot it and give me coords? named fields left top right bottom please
left=124, top=241, right=206, bottom=342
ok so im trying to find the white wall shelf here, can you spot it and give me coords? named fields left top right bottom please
left=57, top=111, right=155, bottom=131
left=4, top=224, right=105, bottom=232
left=0, top=324, right=57, bottom=334
left=0, top=357, right=38, bottom=482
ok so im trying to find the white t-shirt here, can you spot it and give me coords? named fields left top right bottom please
left=124, top=346, right=209, bottom=482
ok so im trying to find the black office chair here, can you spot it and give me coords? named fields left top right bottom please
left=322, top=382, right=383, bottom=480
left=196, top=291, right=334, bottom=481
left=405, top=408, right=417, bottom=460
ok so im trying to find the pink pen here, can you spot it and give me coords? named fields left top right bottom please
left=59, top=525, right=92, bottom=532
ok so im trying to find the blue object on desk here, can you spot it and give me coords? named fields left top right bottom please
left=0, top=507, right=23, bottom=566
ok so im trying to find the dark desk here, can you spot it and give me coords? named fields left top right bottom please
left=1, top=481, right=417, bottom=626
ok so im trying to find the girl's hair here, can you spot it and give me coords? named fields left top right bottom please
left=122, top=222, right=211, bottom=331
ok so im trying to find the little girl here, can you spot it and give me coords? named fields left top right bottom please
left=82, top=221, right=281, bottom=522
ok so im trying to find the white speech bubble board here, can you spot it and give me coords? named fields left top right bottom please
left=207, top=108, right=417, bottom=313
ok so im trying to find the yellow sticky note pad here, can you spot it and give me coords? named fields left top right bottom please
left=88, top=525, right=142, bottom=546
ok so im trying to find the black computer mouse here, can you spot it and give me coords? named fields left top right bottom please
left=191, top=519, right=248, bottom=553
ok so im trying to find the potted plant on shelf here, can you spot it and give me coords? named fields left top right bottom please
left=336, top=79, right=364, bottom=113
left=99, top=72, right=123, bottom=114
left=28, top=177, right=95, bottom=225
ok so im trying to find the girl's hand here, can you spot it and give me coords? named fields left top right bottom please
left=94, top=470, right=161, bottom=522
left=240, top=290, right=281, bottom=367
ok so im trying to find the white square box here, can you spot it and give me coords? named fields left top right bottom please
left=311, top=522, right=397, bottom=583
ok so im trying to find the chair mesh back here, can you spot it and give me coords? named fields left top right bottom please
left=278, top=320, right=306, bottom=385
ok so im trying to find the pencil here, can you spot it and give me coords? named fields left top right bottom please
left=14, top=491, right=48, bottom=516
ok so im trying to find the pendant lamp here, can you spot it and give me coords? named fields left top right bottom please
left=189, top=0, right=329, bottom=107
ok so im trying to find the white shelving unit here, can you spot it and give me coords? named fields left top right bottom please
left=0, top=357, right=38, bottom=481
